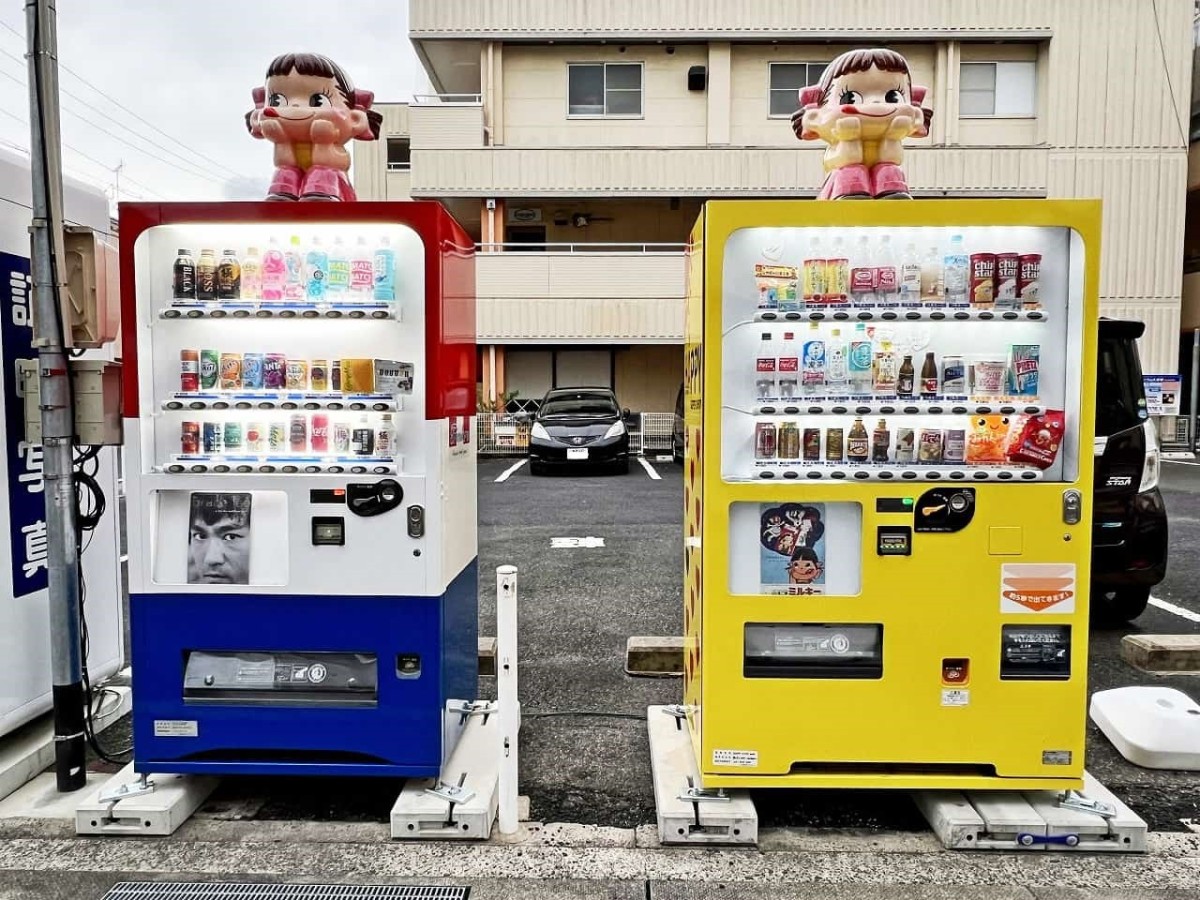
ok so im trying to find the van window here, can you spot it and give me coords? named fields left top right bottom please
left=1095, top=336, right=1146, bottom=437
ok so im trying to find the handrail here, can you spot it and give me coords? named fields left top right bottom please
left=412, top=93, right=483, bottom=105
left=475, top=242, right=687, bottom=254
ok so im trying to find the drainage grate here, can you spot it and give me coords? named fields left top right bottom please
left=102, top=885, right=470, bottom=900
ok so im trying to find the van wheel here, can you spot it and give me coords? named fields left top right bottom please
left=1092, top=586, right=1151, bottom=623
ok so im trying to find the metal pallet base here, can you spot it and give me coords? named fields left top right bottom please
left=390, top=702, right=518, bottom=840
left=646, top=705, right=758, bottom=846
left=76, top=763, right=219, bottom=836
left=914, top=771, right=1147, bottom=851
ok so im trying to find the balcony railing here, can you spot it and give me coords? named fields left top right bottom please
left=412, top=93, right=484, bottom=105
left=409, top=96, right=486, bottom=150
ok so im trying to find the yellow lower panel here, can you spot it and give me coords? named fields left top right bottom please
left=696, top=771, right=1084, bottom=792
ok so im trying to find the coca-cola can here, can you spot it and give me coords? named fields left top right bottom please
left=181, top=421, right=200, bottom=454
left=311, top=413, right=329, bottom=453
left=755, top=421, right=777, bottom=460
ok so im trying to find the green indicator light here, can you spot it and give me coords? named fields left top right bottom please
left=903, top=498, right=914, bottom=506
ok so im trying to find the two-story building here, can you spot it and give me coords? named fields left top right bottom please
left=355, top=0, right=1194, bottom=414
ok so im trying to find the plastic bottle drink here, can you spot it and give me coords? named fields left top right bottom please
left=899, top=242, right=921, bottom=304
left=260, top=238, right=286, bottom=301
left=825, top=327, right=849, bottom=396
left=847, top=418, right=869, bottom=462
left=920, top=245, right=945, bottom=304
left=373, top=236, right=396, bottom=302
left=874, top=235, right=899, bottom=305
left=801, top=322, right=826, bottom=396
left=849, top=235, right=876, bottom=304
left=241, top=246, right=262, bottom=301
left=284, top=235, right=305, bottom=302
left=327, top=237, right=350, bottom=296
left=848, top=322, right=873, bottom=395
left=871, top=418, right=891, bottom=462
left=943, top=234, right=969, bottom=305
left=802, top=237, right=825, bottom=305
left=754, top=332, right=777, bottom=401
left=873, top=339, right=899, bottom=395
left=351, top=236, right=374, bottom=300
left=306, top=237, right=329, bottom=301
left=375, top=413, right=395, bottom=456
left=776, top=331, right=800, bottom=399
left=826, top=236, right=849, bottom=303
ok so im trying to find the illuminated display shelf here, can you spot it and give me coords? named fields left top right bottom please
left=162, top=454, right=401, bottom=476
left=749, top=400, right=1045, bottom=416
left=742, top=463, right=1043, bottom=482
left=162, top=392, right=401, bottom=412
left=160, top=300, right=400, bottom=321
left=752, top=307, right=1047, bottom=323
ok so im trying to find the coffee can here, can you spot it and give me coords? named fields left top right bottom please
left=330, top=360, right=342, bottom=392
left=825, top=427, right=844, bottom=461
left=181, top=421, right=200, bottom=454
left=803, top=427, right=821, bottom=461
left=310, top=359, right=329, bottom=392
left=777, top=422, right=800, bottom=459
left=754, top=421, right=777, bottom=459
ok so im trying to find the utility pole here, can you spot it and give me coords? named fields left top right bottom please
left=25, top=0, right=85, bottom=791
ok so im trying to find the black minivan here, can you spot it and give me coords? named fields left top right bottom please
left=1091, top=318, right=1168, bottom=621
left=668, top=318, right=1168, bottom=621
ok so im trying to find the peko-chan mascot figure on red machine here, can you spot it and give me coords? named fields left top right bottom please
left=246, top=52, right=382, bottom=202
left=791, top=48, right=931, bottom=200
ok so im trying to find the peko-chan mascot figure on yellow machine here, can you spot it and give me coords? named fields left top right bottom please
left=246, top=52, right=382, bottom=202
left=791, top=48, right=931, bottom=200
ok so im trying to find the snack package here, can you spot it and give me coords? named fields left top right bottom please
left=1007, top=410, right=1066, bottom=469
left=966, top=415, right=1012, bottom=464
left=1008, top=344, right=1040, bottom=398
left=755, top=263, right=799, bottom=312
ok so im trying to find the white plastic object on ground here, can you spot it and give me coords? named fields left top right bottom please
left=1089, top=686, right=1200, bottom=771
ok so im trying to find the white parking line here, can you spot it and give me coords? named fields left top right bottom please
left=638, top=457, right=662, bottom=480
left=1149, top=596, right=1200, bottom=624
left=1165, top=459, right=1200, bottom=467
left=495, top=459, right=528, bottom=483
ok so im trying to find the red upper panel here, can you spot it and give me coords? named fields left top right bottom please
left=117, top=201, right=476, bottom=421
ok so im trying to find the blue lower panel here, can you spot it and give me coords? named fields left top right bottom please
left=132, top=560, right=478, bottom=778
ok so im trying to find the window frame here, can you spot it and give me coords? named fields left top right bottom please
left=386, top=137, right=411, bottom=172
left=767, top=61, right=831, bottom=119
left=566, top=61, right=645, bottom=120
left=958, top=60, right=1038, bottom=120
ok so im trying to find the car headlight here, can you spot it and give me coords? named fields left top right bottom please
left=604, top=421, right=626, bottom=439
left=1139, top=419, right=1160, bottom=492
left=531, top=422, right=550, bottom=441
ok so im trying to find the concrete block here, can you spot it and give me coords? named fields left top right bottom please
left=479, top=636, right=498, bottom=677
left=626, top=636, right=684, bottom=676
left=76, top=763, right=218, bottom=836
left=1121, top=634, right=1200, bottom=673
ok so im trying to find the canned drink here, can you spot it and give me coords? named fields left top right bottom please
left=941, top=356, right=966, bottom=395
left=968, top=253, right=996, bottom=308
left=200, top=349, right=220, bottom=390
left=180, top=350, right=199, bottom=392
left=777, top=422, right=800, bottom=459
left=1018, top=254, right=1041, bottom=307
left=803, top=427, right=821, bottom=461
left=202, top=421, right=223, bottom=453
left=330, top=360, right=342, bottom=392
left=223, top=421, right=243, bottom=452
left=943, top=428, right=966, bottom=463
left=289, top=413, right=308, bottom=451
left=264, top=353, right=287, bottom=390
left=895, top=427, right=915, bottom=464
left=918, top=428, right=943, bottom=464
left=285, top=359, right=309, bottom=391
left=245, top=422, right=266, bottom=453
left=333, top=420, right=351, bottom=453
left=995, top=253, right=1020, bottom=308
left=310, top=413, right=329, bottom=453
left=310, top=359, right=329, bottom=392
left=825, top=427, right=843, bottom=461
left=268, top=421, right=287, bottom=452
left=754, top=421, right=777, bottom=460
left=181, top=421, right=200, bottom=454
left=219, top=353, right=242, bottom=391
left=242, top=353, right=265, bottom=390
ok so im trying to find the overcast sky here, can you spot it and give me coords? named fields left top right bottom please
left=0, top=0, right=423, bottom=205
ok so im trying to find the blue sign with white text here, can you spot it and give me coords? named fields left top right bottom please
left=0, top=251, right=47, bottom=599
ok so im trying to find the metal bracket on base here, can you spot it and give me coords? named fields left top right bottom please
left=662, top=705, right=688, bottom=721
left=678, top=784, right=731, bottom=804
left=1059, top=789, right=1116, bottom=819
left=98, top=773, right=154, bottom=805
left=425, top=778, right=477, bottom=807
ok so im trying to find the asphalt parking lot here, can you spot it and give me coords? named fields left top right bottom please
left=63, top=456, right=1200, bottom=833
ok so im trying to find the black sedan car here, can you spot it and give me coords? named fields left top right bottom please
left=526, top=387, right=631, bottom=475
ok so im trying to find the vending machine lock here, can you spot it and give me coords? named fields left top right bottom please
left=346, top=479, right=403, bottom=517
left=407, top=505, right=425, bottom=538
left=1062, top=490, right=1082, bottom=525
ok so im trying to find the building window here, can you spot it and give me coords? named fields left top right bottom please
left=769, top=62, right=829, bottom=117
left=959, top=62, right=1037, bottom=117
left=567, top=63, right=643, bottom=117
left=387, top=138, right=411, bottom=171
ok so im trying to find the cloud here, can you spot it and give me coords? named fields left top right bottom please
left=223, top=174, right=270, bottom=201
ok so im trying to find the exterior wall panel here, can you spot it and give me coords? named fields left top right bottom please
left=409, top=104, right=485, bottom=150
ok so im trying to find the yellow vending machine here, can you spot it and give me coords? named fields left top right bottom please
left=683, top=199, right=1100, bottom=791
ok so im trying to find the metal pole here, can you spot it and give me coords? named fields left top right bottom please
left=496, top=565, right=519, bottom=834
left=26, top=0, right=85, bottom=791
left=1191, top=328, right=1199, bottom=453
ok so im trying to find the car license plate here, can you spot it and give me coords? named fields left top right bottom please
left=567, top=447, right=589, bottom=460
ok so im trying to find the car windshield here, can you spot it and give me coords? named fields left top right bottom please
left=540, top=394, right=619, bottom=417
left=1096, top=335, right=1146, bottom=437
